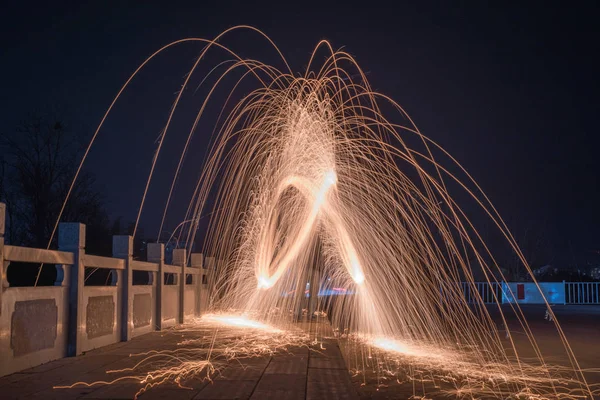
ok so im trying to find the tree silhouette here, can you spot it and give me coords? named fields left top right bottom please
left=1, top=112, right=110, bottom=284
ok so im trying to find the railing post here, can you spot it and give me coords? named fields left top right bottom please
left=205, top=256, right=215, bottom=306
left=0, top=203, right=6, bottom=376
left=59, top=222, right=86, bottom=356
left=190, top=253, right=203, bottom=316
left=173, top=248, right=186, bottom=324
left=0, top=203, right=5, bottom=316
left=147, top=243, right=164, bottom=330
left=113, top=235, right=133, bottom=341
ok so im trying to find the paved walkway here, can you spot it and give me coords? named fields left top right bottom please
left=350, top=305, right=600, bottom=399
left=4, top=306, right=598, bottom=399
left=0, top=321, right=359, bottom=400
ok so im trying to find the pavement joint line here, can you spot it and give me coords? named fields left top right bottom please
left=246, top=355, right=272, bottom=400
left=304, top=321, right=311, bottom=400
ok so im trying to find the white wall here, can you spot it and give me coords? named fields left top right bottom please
left=502, top=282, right=565, bottom=304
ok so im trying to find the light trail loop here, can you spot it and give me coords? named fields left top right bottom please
left=256, top=169, right=365, bottom=289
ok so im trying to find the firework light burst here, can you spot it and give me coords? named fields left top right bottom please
left=54, top=26, right=597, bottom=399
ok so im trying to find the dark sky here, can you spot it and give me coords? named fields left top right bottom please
left=2, top=1, right=599, bottom=267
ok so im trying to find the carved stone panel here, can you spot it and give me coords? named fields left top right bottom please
left=133, top=293, right=151, bottom=328
left=86, top=295, right=114, bottom=339
left=11, top=299, right=58, bottom=356
left=162, top=288, right=177, bottom=321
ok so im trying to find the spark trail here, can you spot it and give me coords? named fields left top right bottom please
left=56, top=27, right=596, bottom=399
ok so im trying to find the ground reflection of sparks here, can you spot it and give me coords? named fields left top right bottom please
left=200, top=313, right=283, bottom=333
left=368, top=336, right=441, bottom=360
left=345, top=333, right=599, bottom=399
left=55, top=314, right=310, bottom=399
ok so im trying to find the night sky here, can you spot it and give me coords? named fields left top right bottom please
left=2, top=2, right=599, bottom=267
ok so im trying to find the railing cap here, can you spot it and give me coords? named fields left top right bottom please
left=172, top=248, right=187, bottom=267
left=58, top=222, right=86, bottom=250
left=190, top=253, right=203, bottom=268
left=112, top=235, right=133, bottom=258
left=0, top=202, right=5, bottom=236
left=147, top=242, right=165, bottom=262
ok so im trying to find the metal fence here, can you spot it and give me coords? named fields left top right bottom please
left=461, top=281, right=600, bottom=305
left=565, top=282, right=600, bottom=304
left=461, top=282, right=503, bottom=304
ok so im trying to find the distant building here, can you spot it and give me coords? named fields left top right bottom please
left=587, top=267, right=600, bottom=280
left=532, top=264, right=556, bottom=277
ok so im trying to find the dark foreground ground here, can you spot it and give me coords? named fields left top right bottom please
left=351, top=304, right=600, bottom=399
left=1, top=306, right=598, bottom=400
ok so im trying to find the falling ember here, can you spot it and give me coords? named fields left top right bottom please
left=56, top=26, right=597, bottom=399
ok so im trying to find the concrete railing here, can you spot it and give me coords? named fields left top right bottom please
left=0, top=203, right=215, bottom=377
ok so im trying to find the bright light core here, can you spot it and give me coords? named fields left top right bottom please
left=201, top=313, right=282, bottom=333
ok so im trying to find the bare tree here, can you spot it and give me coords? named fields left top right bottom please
left=505, top=219, right=551, bottom=281
left=0, top=113, right=109, bottom=252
